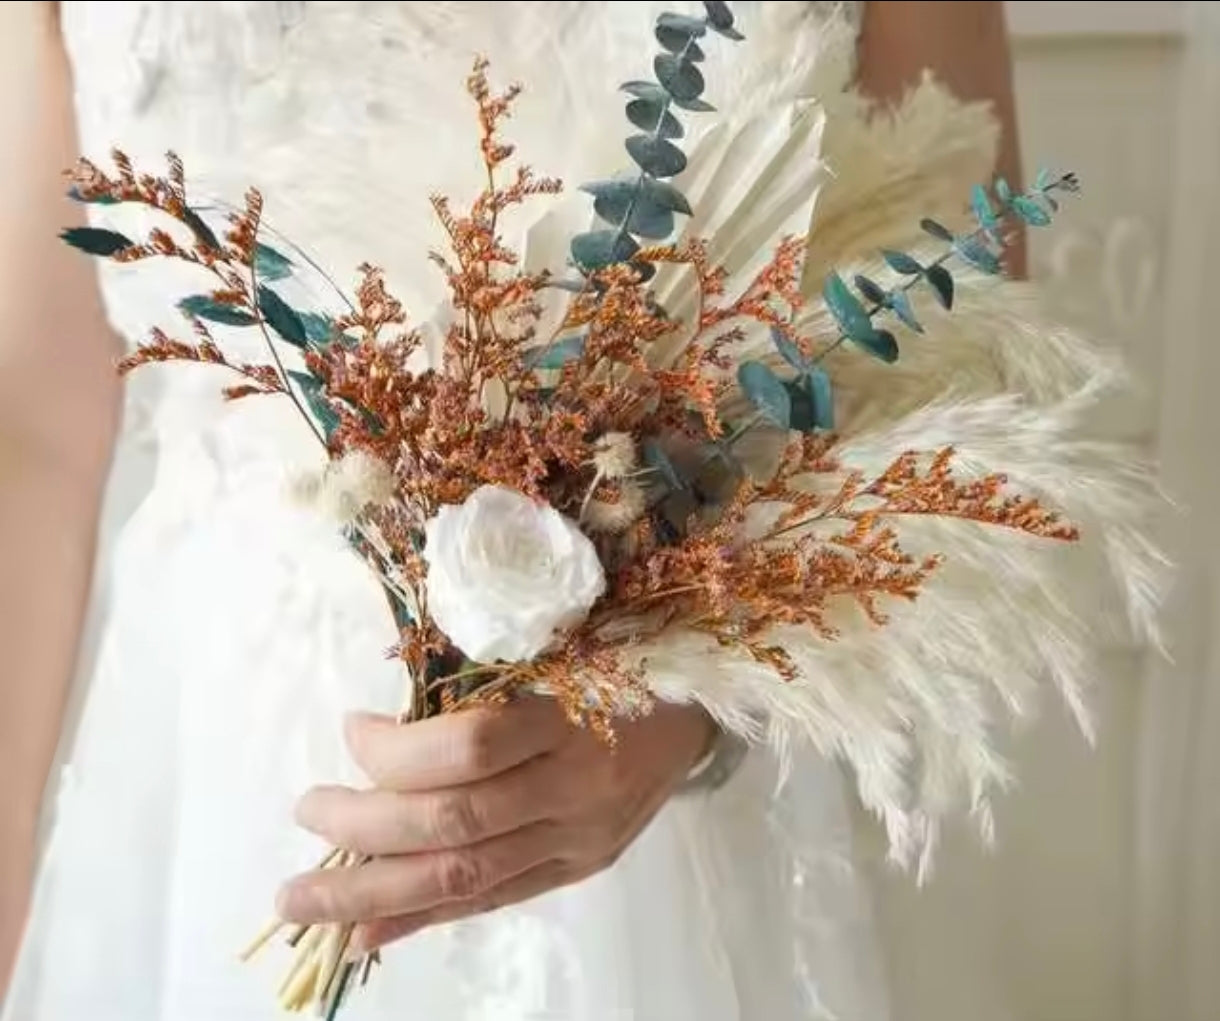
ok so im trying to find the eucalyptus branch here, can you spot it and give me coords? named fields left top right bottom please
left=641, top=171, right=1081, bottom=513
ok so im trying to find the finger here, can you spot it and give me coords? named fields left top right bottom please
left=277, top=820, right=560, bottom=925
left=295, top=756, right=562, bottom=855
left=351, top=859, right=586, bottom=954
left=345, top=699, right=568, bottom=791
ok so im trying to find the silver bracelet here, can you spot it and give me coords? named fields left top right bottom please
left=678, top=727, right=749, bottom=795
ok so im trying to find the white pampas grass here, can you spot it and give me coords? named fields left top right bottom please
left=642, top=51, right=1169, bottom=875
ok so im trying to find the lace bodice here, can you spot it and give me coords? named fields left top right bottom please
left=61, top=1, right=858, bottom=333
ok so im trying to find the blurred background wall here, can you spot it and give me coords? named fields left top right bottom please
left=870, top=5, right=1220, bottom=1019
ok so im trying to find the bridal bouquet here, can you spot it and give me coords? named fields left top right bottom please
left=61, top=1, right=1163, bottom=1016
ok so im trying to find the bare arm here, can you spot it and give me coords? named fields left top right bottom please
left=0, top=2, right=120, bottom=994
left=856, top=0, right=1026, bottom=278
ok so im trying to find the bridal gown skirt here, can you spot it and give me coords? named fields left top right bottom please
left=4, top=392, right=890, bottom=1021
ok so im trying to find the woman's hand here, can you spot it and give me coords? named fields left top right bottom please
left=277, top=698, right=716, bottom=954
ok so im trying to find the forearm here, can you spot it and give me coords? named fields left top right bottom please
left=856, top=1, right=1026, bottom=278
left=0, top=4, right=122, bottom=992
left=0, top=413, right=117, bottom=992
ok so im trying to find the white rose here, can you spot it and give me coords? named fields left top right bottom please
left=423, top=485, right=606, bottom=664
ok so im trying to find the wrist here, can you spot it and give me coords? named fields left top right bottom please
left=677, top=711, right=748, bottom=795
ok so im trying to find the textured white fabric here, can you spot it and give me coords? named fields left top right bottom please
left=6, top=4, right=889, bottom=1021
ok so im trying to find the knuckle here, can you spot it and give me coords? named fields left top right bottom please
left=436, top=851, right=486, bottom=901
left=581, top=816, right=626, bottom=869
left=303, top=875, right=347, bottom=922
left=430, top=791, right=482, bottom=846
left=591, top=844, right=623, bottom=876
left=456, top=717, right=499, bottom=775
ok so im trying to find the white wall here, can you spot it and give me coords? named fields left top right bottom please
left=869, top=7, right=1195, bottom=1020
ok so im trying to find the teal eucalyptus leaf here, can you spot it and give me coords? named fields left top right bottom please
left=703, top=0, right=744, bottom=39
left=178, top=294, right=257, bottom=326
left=657, top=12, right=708, bottom=36
left=852, top=328, right=899, bottom=364
left=258, top=285, right=308, bottom=348
left=770, top=326, right=809, bottom=372
left=287, top=370, right=340, bottom=438
left=59, top=226, right=133, bottom=257
left=807, top=366, right=835, bottom=429
left=640, top=178, right=692, bottom=216
left=924, top=264, right=954, bottom=310
left=581, top=177, right=687, bottom=238
left=643, top=439, right=685, bottom=491
left=626, top=97, right=684, bottom=139
left=622, top=78, right=713, bottom=112
left=622, top=81, right=667, bottom=102
left=785, top=378, right=816, bottom=433
left=971, top=183, right=999, bottom=237
left=1012, top=195, right=1052, bottom=227
left=853, top=274, right=887, bottom=307
left=66, top=187, right=119, bottom=206
left=738, top=360, right=791, bottom=428
left=888, top=289, right=923, bottom=333
left=181, top=207, right=222, bottom=251
left=822, top=271, right=875, bottom=342
left=995, top=177, right=1013, bottom=204
left=625, top=135, right=687, bottom=178
left=254, top=243, right=293, bottom=281
left=882, top=249, right=923, bottom=275
left=657, top=32, right=705, bottom=60
left=785, top=372, right=834, bottom=433
left=654, top=54, right=704, bottom=103
left=522, top=334, right=586, bottom=370
left=670, top=94, right=715, bottom=113
left=656, top=13, right=707, bottom=59
left=953, top=235, right=1002, bottom=275
left=920, top=217, right=953, bottom=242
left=300, top=312, right=338, bottom=345
left=571, top=230, right=639, bottom=271
left=627, top=203, right=676, bottom=240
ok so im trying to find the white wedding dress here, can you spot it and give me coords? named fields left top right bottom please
left=6, top=3, right=893, bottom=1020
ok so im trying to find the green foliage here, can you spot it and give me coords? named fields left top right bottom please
left=626, top=98, right=684, bottom=139
left=570, top=229, right=640, bottom=273
left=288, top=370, right=340, bottom=439
left=178, top=294, right=258, bottom=326
left=521, top=334, right=586, bottom=370
left=709, top=167, right=1079, bottom=467
left=66, top=187, right=119, bottom=206
left=59, top=226, right=133, bottom=257
left=887, top=288, right=923, bottom=333
left=300, top=312, right=338, bottom=346
left=770, top=326, right=808, bottom=373
left=823, top=272, right=898, bottom=363
left=882, top=249, right=922, bottom=275
left=625, top=135, right=687, bottom=179
left=643, top=439, right=685, bottom=491
left=970, top=183, right=1000, bottom=240
left=257, top=285, right=308, bottom=348
left=570, top=1, right=743, bottom=274
left=924, top=265, right=954, bottom=310
left=181, top=208, right=222, bottom=251
left=953, top=235, right=1002, bottom=276
left=738, top=360, right=792, bottom=428
left=254, top=243, right=294, bottom=281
